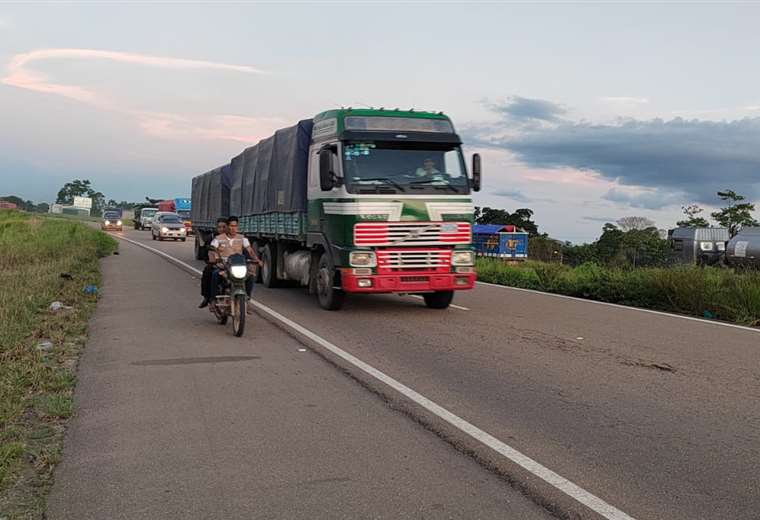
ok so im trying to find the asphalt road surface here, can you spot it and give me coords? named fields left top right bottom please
left=50, top=228, right=760, bottom=520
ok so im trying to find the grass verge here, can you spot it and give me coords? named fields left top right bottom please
left=476, top=258, right=760, bottom=327
left=0, top=210, right=117, bottom=519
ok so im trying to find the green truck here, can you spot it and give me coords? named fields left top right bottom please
left=191, top=108, right=481, bottom=310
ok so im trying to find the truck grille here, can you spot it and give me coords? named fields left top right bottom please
left=376, top=249, right=452, bottom=271
left=354, top=222, right=471, bottom=246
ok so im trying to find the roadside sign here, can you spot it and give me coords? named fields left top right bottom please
left=73, top=196, right=93, bottom=209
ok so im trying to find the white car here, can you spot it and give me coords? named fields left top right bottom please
left=151, top=212, right=187, bottom=241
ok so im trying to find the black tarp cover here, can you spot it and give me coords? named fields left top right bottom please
left=191, top=164, right=232, bottom=225
left=241, top=119, right=313, bottom=215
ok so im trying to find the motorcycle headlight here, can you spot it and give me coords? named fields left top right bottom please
left=230, top=265, right=248, bottom=279
left=161, top=226, right=169, bottom=233
left=349, top=251, right=376, bottom=267
left=117, top=220, right=122, bottom=226
left=451, top=250, right=474, bottom=266
left=699, top=241, right=714, bottom=252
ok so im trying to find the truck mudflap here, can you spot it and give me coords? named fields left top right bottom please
left=340, top=269, right=475, bottom=293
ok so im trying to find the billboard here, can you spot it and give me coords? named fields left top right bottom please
left=73, top=196, right=92, bottom=209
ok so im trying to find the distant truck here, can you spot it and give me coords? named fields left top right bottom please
left=101, top=208, right=123, bottom=231
left=157, top=198, right=192, bottom=233
left=192, top=108, right=481, bottom=310
left=725, top=227, right=760, bottom=268
left=135, top=207, right=159, bottom=230
left=668, top=227, right=729, bottom=266
left=472, top=224, right=529, bottom=260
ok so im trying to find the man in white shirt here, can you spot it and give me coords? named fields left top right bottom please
left=208, top=216, right=262, bottom=311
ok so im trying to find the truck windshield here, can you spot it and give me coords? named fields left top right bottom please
left=342, top=142, right=469, bottom=194
left=176, top=210, right=190, bottom=219
left=142, top=209, right=157, bottom=217
left=103, top=212, right=120, bottom=219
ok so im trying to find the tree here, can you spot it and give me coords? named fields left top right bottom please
left=616, top=216, right=655, bottom=232
left=56, top=179, right=93, bottom=205
left=474, top=206, right=541, bottom=236
left=0, top=195, right=34, bottom=211
left=35, top=202, right=49, bottom=213
left=676, top=204, right=710, bottom=228
left=710, top=190, right=759, bottom=237
left=55, top=179, right=107, bottom=216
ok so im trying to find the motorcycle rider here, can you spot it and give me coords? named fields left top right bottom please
left=198, top=217, right=228, bottom=308
left=208, top=216, right=262, bottom=312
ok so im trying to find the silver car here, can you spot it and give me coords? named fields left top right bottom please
left=151, top=212, right=187, bottom=241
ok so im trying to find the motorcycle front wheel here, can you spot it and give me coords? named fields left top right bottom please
left=232, top=294, right=246, bottom=337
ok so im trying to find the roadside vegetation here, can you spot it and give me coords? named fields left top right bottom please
left=476, top=258, right=760, bottom=326
left=0, top=209, right=117, bottom=518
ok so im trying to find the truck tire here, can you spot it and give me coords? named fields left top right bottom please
left=316, top=252, right=344, bottom=310
left=261, top=243, right=279, bottom=288
left=422, top=291, right=454, bottom=309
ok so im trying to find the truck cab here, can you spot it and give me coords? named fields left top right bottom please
left=306, top=109, right=480, bottom=309
left=137, top=207, right=158, bottom=230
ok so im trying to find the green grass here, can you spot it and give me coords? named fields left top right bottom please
left=476, top=258, right=760, bottom=326
left=0, top=209, right=117, bottom=518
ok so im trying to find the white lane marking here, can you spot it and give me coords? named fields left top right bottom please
left=408, top=294, right=470, bottom=311
left=116, top=233, right=638, bottom=519
left=477, top=281, right=760, bottom=334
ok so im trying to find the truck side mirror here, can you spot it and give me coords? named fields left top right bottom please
left=471, top=153, right=482, bottom=192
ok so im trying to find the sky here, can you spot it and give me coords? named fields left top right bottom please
left=1, top=2, right=759, bottom=242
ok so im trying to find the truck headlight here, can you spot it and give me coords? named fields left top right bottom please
left=716, top=242, right=725, bottom=251
left=350, top=251, right=376, bottom=267
left=104, top=220, right=110, bottom=226
left=699, top=241, right=714, bottom=252
left=161, top=226, right=169, bottom=234
left=117, top=220, right=122, bottom=226
left=451, top=251, right=474, bottom=266
left=230, top=265, right=248, bottom=279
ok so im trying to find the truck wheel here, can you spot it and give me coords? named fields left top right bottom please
left=261, top=244, right=279, bottom=288
left=316, top=252, right=344, bottom=310
left=423, top=291, right=454, bottom=309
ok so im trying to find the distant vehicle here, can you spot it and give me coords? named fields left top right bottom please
left=192, top=108, right=480, bottom=311
left=472, top=224, right=528, bottom=260
left=136, top=207, right=158, bottom=230
left=0, top=200, right=18, bottom=209
left=101, top=209, right=123, bottom=231
left=151, top=212, right=187, bottom=241
left=668, top=227, right=729, bottom=266
left=156, top=198, right=192, bottom=234
left=725, top=227, right=760, bottom=268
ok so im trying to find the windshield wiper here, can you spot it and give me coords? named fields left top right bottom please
left=354, top=177, right=406, bottom=192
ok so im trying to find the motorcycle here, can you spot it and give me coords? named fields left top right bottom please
left=210, top=254, right=253, bottom=337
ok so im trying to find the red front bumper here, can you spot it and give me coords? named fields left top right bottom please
left=341, top=270, right=476, bottom=293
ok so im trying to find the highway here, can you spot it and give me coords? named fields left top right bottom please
left=50, top=228, right=760, bottom=520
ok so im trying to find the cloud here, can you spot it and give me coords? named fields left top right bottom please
left=602, top=188, right=683, bottom=210
left=601, top=96, right=649, bottom=105
left=3, top=48, right=266, bottom=105
left=137, top=113, right=289, bottom=143
left=479, top=116, right=760, bottom=205
left=582, top=215, right=618, bottom=223
left=491, top=96, right=567, bottom=123
left=2, top=48, right=272, bottom=143
left=491, top=188, right=531, bottom=203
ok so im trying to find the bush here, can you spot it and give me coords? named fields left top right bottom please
left=475, top=257, right=760, bottom=326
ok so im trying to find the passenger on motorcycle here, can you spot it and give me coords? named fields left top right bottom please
left=199, top=218, right=228, bottom=308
